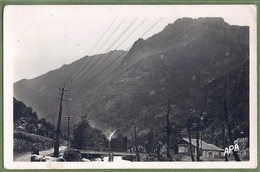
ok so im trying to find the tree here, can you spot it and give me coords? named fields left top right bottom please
left=155, top=132, right=162, bottom=161
left=223, top=99, right=241, bottom=161
left=144, top=131, right=157, bottom=153
left=110, top=133, right=128, bottom=151
left=196, top=91, right=206, bottom=161
left=186, top=116, right=195, bottom=161
left=71, top=114, right=108, bottom=150
left=72, top=119, right=90, bottom=149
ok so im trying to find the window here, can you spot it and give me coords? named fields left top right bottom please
left=178, top=145, right=187, bottom=153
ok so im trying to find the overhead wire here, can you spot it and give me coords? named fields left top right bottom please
left=68, top=18, right=140, bottom=91
left=63, top=18, right=116, bottom=85
left=66, top=18, right=126, bottom=88
left=69, top=17, right=163, bottom=97
left=69, top=18, right=147, bottom=92
left=110, top=17, right=165, bottom=82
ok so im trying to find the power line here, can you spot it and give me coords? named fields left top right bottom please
left=70, top=18, right=162, bottom=96
left=138, top=17, right=163, bottom=41
left=69, top=18, right=147, bottom=92
left=66, top=18, right=125, bottom=87
left=67, top=18, right=138, bottom=90
left=110, top=17, right=164, bottom=84
left=63, top=18, right=116, bottom=85
left=69, top=18, right=163, bottom=97
left=69, top=48, right=124, bottom=97
left=113, top=17, right=164, bottom=79
left=66, top=18, right=126, bottom=88
left=68, top=18, right=141, bottom=91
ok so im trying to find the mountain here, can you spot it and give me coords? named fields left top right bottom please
left=14, top=50, right=126, bottom=123
left=14, top=17, right=249, bottom=147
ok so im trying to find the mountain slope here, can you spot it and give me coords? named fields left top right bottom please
left=14, top=50, right=126, bottom=123
left=14, top=18, right=249, bottom=147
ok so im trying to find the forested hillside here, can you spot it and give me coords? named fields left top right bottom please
left=14, top=18, right=249, bottom=153
left=13, top=98, right=55, bottom=154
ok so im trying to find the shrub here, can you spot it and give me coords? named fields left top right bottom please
left=63, top=150, right=82, bottom=162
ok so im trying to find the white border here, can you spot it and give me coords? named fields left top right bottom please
left=3, top=4, right=258, bottom=169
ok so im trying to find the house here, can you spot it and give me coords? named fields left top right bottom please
left=174, top=138, right=224, bottom=158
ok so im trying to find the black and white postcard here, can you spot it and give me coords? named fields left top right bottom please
left=3, top=5, right=257, bottom=169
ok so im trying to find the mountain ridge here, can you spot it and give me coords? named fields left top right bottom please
left=14, top=18, right=249, bottom=147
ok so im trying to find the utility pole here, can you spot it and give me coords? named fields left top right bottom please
left=133, top=122, right=140, bottom=161
left=164, top=94, right=171, bottom=161
left=67, top=116, right=72, bottom=149
left=52, top=114, right=55, bottom=139
left=130, top=131, right=134, bottom=153
left=54, top=86, right=66, bottom=157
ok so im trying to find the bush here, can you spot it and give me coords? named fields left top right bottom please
left=63, top=150, right=82, bottom=161
left=140, top=153, right=157, bottom=161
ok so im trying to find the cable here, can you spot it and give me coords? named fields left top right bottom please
left=63, top=18, right=116, bottom=85
left=139, top=17, right=163, bottom=40
left=68, top=18, right=140, bottom=91
left=113, top=17, right=164, bottom=80
left=69, top=18, right=163, bottom=97
left=68, top=18, right=137, bottom=90
left=70, top=51, right=126, bottom=97
left=70, top=18, right=162, bottom=96
left=66, top=18, right=126, bottom=88
left=69, top=18, right=147, bottom=92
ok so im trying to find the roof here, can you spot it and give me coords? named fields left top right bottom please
left=181, top=138, right=224, bottom=151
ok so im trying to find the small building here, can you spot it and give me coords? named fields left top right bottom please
left=174, top=138, right=224, bottom=158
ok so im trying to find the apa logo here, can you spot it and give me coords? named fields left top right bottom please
left=224, top=140, right=239, bottom=156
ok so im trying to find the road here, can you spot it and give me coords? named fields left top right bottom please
left=80, top=150, right=136, bottom=156
left=14, top=146, right=67, bottom=162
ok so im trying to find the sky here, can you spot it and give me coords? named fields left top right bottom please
left=4, top=5, right=256, bottom=82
